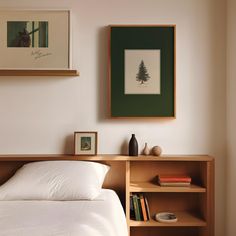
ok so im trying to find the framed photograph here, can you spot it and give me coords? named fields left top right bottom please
left=0, top=10, right=71, bottom=69
left=108, top=25, right=176, bottom=118
left=74, top=132, right=98, bottom=156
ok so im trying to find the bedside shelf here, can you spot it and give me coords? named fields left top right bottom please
left=129, top=211, right=207, bottom=227
left=127, top=157, right=214, bottom=236
left=0, top=69, right=79, bottom=76
left=129, top=182, right=206, bottom=193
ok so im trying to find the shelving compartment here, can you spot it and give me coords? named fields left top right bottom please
left=130, top=160, right=207, bottom=189
left=133, top=192, right=206, bottom=226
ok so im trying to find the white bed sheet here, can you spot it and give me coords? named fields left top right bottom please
left=0, top=189, right=128, bottom=236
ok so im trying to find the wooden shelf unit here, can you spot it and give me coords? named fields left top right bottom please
left=0, top=154, right=214, bottom=236
left=126, top=156, right=214, bottom=236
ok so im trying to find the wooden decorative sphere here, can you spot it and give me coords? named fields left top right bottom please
left=152, top=146, right=162, bottom=156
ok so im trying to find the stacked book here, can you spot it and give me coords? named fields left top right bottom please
left=130, top=193, right=150, bottom=221
left=158, top=175, right=192, bottom=187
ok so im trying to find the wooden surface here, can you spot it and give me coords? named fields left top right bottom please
left=129, top=182, right=206, bottom=193
left=129, top=211, right=207, bottom=227
left=0, top=154, right=213, bottom=161
left=126, top=161, right=131, bottom=236
left=130, top=227, right=200, bottom=236
left=0, top=69, right=79, bottom=76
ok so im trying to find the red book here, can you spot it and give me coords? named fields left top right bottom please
left=158, top=175, right=191, bottom=183
left=159, top=182, right=191, bottom=187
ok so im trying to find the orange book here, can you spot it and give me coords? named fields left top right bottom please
left=139, top=194, right=148, bottom=221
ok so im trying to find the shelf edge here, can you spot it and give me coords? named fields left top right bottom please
left=0, top=69, right=79, bottom=76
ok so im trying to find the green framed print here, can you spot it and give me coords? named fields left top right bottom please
left=74, top=132, right=98, bottom=156
left=108, top=25, right=176, bottom=118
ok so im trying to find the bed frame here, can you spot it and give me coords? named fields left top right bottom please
left=0, top=154, right=215, bottom=236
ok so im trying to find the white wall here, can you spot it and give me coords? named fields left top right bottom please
left=226, top=0, right=236, bottom=235
left=0, top=0, right=226, bottom=235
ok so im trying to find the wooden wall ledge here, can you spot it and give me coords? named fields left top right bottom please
left=0, top=69, right=79, bottom=76
left=0, top=154, right=214, bottom=162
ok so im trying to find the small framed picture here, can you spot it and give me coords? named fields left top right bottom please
left=74, top=132, right=97, bottom=155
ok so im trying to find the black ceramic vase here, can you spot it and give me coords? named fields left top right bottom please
left=129, top=134, right=138, bottom=156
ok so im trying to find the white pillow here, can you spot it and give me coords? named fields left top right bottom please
left=0, top=161, right=110, bottom=200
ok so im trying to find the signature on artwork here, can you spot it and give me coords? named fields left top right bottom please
left=31, top=50, right=52, bottom=59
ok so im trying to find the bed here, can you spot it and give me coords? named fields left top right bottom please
left=0, top=189, right=127, bottom=236
left=0, top=158, right=128, bottom=236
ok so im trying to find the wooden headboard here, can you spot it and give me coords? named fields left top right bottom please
left=0, top=154, right=127, bottom=207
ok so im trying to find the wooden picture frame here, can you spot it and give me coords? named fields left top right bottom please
left=0, top=10, right=71, bottom=70
left=108, top=25, right=176, bottom=118
left=74, top=132, right=98, bottom=156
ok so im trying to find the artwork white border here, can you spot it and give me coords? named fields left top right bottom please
left=124, top=49, right=161, bottom=94
left=0, top=9, right=71, bottom=70
left=74, top=132, right=98, bottom=156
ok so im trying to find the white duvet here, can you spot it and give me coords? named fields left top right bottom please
left=0, top=189, right=128, bottom=236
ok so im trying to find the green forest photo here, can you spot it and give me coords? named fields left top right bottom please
left=7, top=21, right=48, bottom=48
left=81, top=137, right=92, bottom=151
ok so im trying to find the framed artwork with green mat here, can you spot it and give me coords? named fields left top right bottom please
left=108, top=25, right=176, bottom=118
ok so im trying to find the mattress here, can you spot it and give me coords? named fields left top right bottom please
left=0, top=189, right=128, bottom=236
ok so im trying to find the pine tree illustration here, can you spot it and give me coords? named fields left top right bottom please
left=136, top=60, right=150, bottom=84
